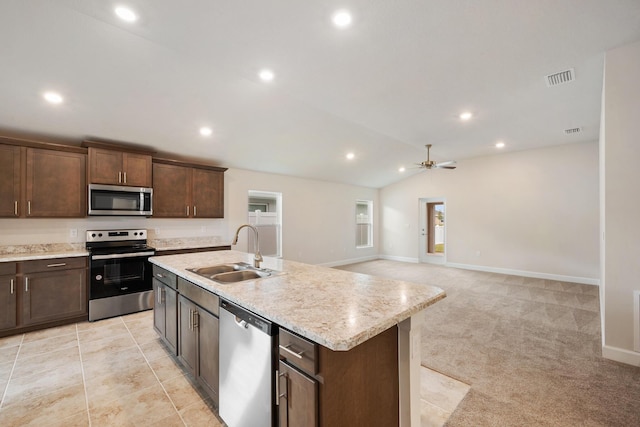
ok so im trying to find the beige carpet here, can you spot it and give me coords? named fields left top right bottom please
left=337, top=260, right=640, bottom=426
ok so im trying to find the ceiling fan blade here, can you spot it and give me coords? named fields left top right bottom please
left=436, top=160, right=456, bottom=167
left=436, top=165, right=457, bottom=169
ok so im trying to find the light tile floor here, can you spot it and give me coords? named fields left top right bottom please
left=0, top=310, right=467, bottom=426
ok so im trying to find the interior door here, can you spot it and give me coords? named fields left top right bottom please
left=419, top=198, right=446, bottom=265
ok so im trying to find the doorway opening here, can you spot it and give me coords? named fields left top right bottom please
left=247, top=191, right=282, bottom=258
left=419, top=198, right=446, bottom=264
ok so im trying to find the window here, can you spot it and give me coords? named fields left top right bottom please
left=356, top=200, right=373, bottom=248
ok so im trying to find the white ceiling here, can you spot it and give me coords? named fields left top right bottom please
left=1, top=1, right=639, bottom=188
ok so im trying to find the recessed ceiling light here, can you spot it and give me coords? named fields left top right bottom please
left=258, top=69, right=275, bottom=82
left=346, top=152, right=355, bottom=160
left=332, top=10, right=353, bottom=28
left=43, top=91, right=63, bottom=104
left=115, top=6, right=138, bottom=22
left=199, top=127, right=212, bottom=137
left=398, top=167, right=406, bottom=173
left=495, top=141, right=505, bottom=148
left=459, top=112, right=473, bottom=121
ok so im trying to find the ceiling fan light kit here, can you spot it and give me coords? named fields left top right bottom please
left=416, top=144, right=457, bottom=170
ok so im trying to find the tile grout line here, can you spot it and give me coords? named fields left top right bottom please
left=76, top=323, right=92, bottom=427
left=122, top=315, right=188, bottom=426
left=0, top=333, right=25, bottom=411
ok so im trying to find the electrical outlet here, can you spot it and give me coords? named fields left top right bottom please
left=70, top=229, right=77, bottom=238
left=476, top=250, right=481, bottom=257
left=154, top=228, right=160, bottom=236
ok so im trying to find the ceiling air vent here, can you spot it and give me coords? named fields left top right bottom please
left=564, top=127, right=582, bottom=135
left=546, top=68, right=575, bottom=87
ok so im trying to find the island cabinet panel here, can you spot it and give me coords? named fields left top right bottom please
left=317, top=326, right=399, bottom=427
left=0, top=263, right=18, bottom=331
left=278, top=360, right=318, bottom=427
left=0, top=144, right=21, bottom=217
left=176, top=277, right=220, bottom=404
left=87, top=147, right=152, bottom=187
left=25, top=148, right=86, bottom=217
left=153, top=278, right=177, bottom=354
left=152, top=159, right=226, bottom=218
left=21, top=258, right=88, bottom=326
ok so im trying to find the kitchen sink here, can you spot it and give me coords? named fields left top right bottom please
left=187, top=262, right=282, bottom=284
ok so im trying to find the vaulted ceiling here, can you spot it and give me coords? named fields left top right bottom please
left=1, top=1, right=639, bottom=188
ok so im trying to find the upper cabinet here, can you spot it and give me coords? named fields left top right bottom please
left=83, top=140, right=153, bottom=187
left=153, top=159, right=226, bottom=218
left=0, top=138, right=86, bottom=218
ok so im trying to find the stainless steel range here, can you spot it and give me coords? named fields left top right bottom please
left=86, top=229, right=155, bottom=321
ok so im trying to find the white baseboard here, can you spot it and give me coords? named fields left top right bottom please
left=445, top=262, right=600, bottom=286
left=319, top=255, right=379, bottom=268
left=602, top=345, right=640, bottom=367
left=379, top=255, right=419, bottom=263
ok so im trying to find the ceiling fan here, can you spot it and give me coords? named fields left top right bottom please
left=416, top=144, right=456, bottom=170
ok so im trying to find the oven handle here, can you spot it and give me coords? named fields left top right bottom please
left=91, top=251, right=155, bottom=260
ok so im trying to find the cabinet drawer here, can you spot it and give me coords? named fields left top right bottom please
left=0, top=262, right=17, bottom=276
left=153, top=265, right=177, bottom=290
left=21, top=257, right=87, bottom=273
left=178, top=277, right=219, bottom=316
left=279, top=328, right=318, bottom=376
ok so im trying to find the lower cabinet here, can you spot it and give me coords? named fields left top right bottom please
left=278, top=360, right=318, bottom=427
left=176, top=279, right=220, bottom=405
left=153, top=278, right=177, bottom=354
left=0, top=263, right=17, bottom=330
left=0, top=257, right=88, bottom=337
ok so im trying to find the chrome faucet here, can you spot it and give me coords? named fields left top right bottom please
left=232, top=224, right=263, bottom=268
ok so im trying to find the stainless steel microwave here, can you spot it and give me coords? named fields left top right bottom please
left=88, top=184, right=153, bottom=216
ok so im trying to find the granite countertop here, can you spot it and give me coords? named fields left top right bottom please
left=150, top=237, right=230, bottom=252
left=0, top=243, right=88, bottom=262
left=150, top=250, right=446, bottom=351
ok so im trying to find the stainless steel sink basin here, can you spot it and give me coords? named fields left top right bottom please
left=187, top=262, right=281, bottom=284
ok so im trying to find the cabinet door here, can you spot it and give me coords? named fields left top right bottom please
left=88, top=148, right=122, bottom=185
left=122, top=153, right=152, bottom=187
left=279, top=361, right=318, bottom=427
left=0, top=145, right=21, bottom=217
left=178, top=295, right=197, bottom=376
left=25, top=148, right=86, bottom=217
left=152, top=163, right=191, bottom=217
left=153, top=280, right=166, bottom=336
left=22, top=268, right=87, bottom=326
left=0, top=275, right=17, bottom=331
left=192, top=169, right=224, bottom=218
left=197, top=308, right=219, bottom=403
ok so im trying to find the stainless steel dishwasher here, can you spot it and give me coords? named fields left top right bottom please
left=219, top=299, right=278, bottom=427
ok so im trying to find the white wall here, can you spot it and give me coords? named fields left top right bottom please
left=380, top=142, right=600, bottom=282
left=601, top=39, right=640, bottom=366
left=0, top=168, right=378, bottom=266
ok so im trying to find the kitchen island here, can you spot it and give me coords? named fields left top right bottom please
left=150, top=250, right=446, bottom=427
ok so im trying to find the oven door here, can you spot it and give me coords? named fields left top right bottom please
left=90, top=251, right=154, bottom=299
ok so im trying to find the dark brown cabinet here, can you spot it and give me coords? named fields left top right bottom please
left=176, top=278, right=220, bottom=404
left=87, top=147, right=152, bottom=187
left=0, top=141, right=86, bottom=218
left=0, top=144, right=21, bottom=217
left=152, top=265, right=178, bottom=355
left=0, top=263, right=17, bottom=331
left=279, top=360, right=318, bottom=427
left=153, top=159, right=226, bottom=218
left=25, top=148, right=86, bottom=217
left=0, top=257, right=89, bottom=337
left=21, top=257, right=87, bottom=326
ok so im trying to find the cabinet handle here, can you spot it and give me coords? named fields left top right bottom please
left=192, top=310, right=199, bottom=329
left=46, top=263, right=67, bottom=268
left=25, top=277, right=29, bottom=292
left=157, top=287, right=162, bottom=304
left=28, top=201, right=31, bottom=215
left=193, top=206, right=197, bottom=217
left=123, top=172, right=127, bottom=184
left=14, top=201, right=18, bottom=216
left=10, top=279, right=14, bottom=295
left=155, top=273, right=165, bottom=279
left=118, top=171, right=122, bottom=183
left=188, top=308, right=193, bottom=330
left=186, top=206, right=190, bottom=216
left=279, top=344, right=305, bottom=359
